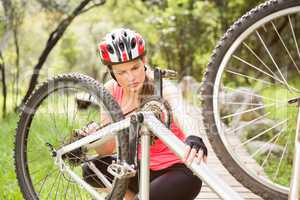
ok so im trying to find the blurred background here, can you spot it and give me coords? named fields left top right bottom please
left=0, top=0, right=265, bottom=198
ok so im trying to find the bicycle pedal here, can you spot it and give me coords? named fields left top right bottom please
left=107, top=161, right=136, bottom=179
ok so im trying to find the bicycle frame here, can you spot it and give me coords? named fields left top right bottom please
left=53, top=112, right=243, bottom=200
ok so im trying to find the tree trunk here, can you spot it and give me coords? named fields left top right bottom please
left=0, top=0, right=13, bottom=118
left=1, top=0, right=13, bottom=53
left=212, top=0, right=228, bottom=32
left=13, top=28, right=20, bottom=110
left=0, top=52, right=7, bottom=118
left=20, top=0, right=105, bottom=109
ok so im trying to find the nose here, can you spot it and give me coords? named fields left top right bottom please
left=125, top=71, right=135, bottom=82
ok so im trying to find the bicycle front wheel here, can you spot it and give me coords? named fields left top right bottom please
left=14, top=73, right=129, bottom=200
left=201, top=0, right=300, bottom=199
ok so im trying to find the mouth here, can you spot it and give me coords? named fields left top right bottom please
left=130, top=82, right=140, bottom=88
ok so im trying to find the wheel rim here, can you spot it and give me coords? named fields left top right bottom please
left=21, top=83, right=119, bottom=199
left=213, top=6, right=300, bottom=194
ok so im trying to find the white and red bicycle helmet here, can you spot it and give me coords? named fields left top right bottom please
left=98, top=28, right=146, bottom=65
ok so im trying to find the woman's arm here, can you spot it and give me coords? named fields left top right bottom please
left=163, top=80, right=207, bottom=164
left=79, top=80, right=117, bottom=156
left=163, top=80, right=201, bottom=137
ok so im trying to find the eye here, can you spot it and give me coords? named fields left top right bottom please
left=132, top=65, right=140, bottom=71
left=115, top=71, right=125, bottom=76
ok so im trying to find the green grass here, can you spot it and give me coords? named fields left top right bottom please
left=0, top=91, right=102, bottom=199
left=220, top=72, right=299, bottom=188
left=0, top=112, right=95, bottom=199
left=0, top=113, right=23, bottom=199
left=251, top=78, right=300, bottom=187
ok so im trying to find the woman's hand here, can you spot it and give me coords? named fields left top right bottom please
left=183, top=135, right=208, bottom=165
left=77, top=121, right=100, bottom=136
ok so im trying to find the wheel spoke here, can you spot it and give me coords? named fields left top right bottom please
left=242, top=42, right=279, bottom=78
left=49, top=103, right=62, bottom=143
left=222, top=101, right=265, bottom=106
left=288, top=15, right=300, bottom=73
left=271, top=21, right=300, bottom=74
left=261, top=126, right=282, bottom=168
left=256, top=30, right=299, bottom=93
left=239, top=118, right=289, bottom=147
left=74, top=183, right=84, bottom=199
left=221, top=103, right=276, bottom=119
left=36, top=168, right=57, bottom=195
left=226, top=69, right=276, bottom=86
left=232, top=55, right=283, bottom=84
left=46, top=171, right=61, bottom=198
left=29, top=160, right=55, bottom=176
left=64, top=92, right=70, bottom=130
left=55, top=171, right=63, bottom=198
left=70, top=182, right=76, bottom=200
left=70, top=97, right=79, bottom=131
left=250, top=127, right=285, bottom=158
left=224, top=86, right=285, bottom=104
left=202, top=1, right=300, bottom=195
left=272, top=134, right=290, bottom=181
left=226, top=112, right=270, bottom=134
left=63, top=179, right=71, bottom=199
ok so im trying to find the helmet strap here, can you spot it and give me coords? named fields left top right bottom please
left=107, top=65, right=120, bottom=86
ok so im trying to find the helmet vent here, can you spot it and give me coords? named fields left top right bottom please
left=107, top=45, right=114, bottom=54
left=119, top=42, right=125, bottom=51
left=131, top=38, right=136, bottom=48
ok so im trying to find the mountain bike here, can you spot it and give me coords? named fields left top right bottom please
left=14, top=69, right=243, bottom=200
left=14, top=0, right=300, bottom=199
left=200, top=0, right=300, bottom=199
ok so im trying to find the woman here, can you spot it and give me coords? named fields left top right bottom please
left=82, top=28, right=207, bottom=200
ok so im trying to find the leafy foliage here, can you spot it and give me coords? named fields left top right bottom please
left=0, top=0, right=270, bottom=197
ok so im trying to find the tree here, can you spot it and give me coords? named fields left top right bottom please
left=1, top=0, right=15, bottom=117
left=0, top=0, right=26, bottom=115
left=0, top=51, right=7, bottom=118
left=20, top=0, right=106, bottom=109
left=140, top=0, right=219, bottom=80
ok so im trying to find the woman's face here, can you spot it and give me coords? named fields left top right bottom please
left=111, top=58, right=145, bottom=93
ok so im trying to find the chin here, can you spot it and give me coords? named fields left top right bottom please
left=129, top=87, right=139, bottom=93
left=130, top=84, right=143, bottom=93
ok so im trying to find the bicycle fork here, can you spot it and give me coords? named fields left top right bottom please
left=289, top=97, right=300, bottom=200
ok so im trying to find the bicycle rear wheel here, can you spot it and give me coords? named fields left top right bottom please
left=201, top=0, right=300, bottom=199
left=14, top=73, right=129, bottom=200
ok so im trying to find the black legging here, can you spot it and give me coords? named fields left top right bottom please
left=82, top=156, right=202, bottom=200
